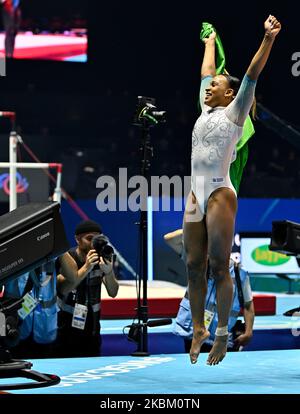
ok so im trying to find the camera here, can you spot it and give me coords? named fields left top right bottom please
left=92, top=234, right=114, bottom=260
left=269, top=220, right=300, bottom=256
left=133, top=96, right=166, bottom=127
left=231, top=319, right=246, bottom=351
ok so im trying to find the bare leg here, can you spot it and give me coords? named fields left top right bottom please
left=206, top=188, right=237, bottom=365
left=183, top=192, right=210, bottom=364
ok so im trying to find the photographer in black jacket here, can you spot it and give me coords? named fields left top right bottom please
left=56, top=220, right=119, bottom=357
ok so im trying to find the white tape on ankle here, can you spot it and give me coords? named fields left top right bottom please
left=215, top=326, right=228, bottom=336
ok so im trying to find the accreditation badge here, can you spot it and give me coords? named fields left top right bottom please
left=72, top=303, right=88, bottom=330
left=204, top=309, right=214, bottom=329
left=18, top=293, right=38, bottom=320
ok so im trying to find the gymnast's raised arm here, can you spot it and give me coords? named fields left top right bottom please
left=226, top=15, right=281, bottom=126
left=246, top=15, right=281, bottom=81
left=199, top=32, right=216, bottom=110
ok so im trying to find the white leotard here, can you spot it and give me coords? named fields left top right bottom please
left=190, top=74, right=256, bottom=219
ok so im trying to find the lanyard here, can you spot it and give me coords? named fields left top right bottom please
left=205, top=279, right=216, bottom=308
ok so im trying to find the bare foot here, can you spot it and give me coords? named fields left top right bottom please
left=206, top=334, right=228, bottom=366
left=189, top=329, right=210, bottom=364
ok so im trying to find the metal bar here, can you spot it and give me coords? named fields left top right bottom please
left=9, top=132, right=18, bottom=211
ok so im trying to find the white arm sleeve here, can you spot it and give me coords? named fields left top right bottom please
left=225, top=75, right=257, bottom=127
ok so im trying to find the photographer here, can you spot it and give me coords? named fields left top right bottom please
left=164, top=229, right=255, bottom=353
left=56, top=219, right=119, bottom=357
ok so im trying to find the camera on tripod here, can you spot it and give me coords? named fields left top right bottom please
left=133, top=96, right=166, bottom=127
left=92, top=234, right=114, bottom=261
left=270, top=220, right=300, bottom=316
left=269, top=220, right=300, bottom=256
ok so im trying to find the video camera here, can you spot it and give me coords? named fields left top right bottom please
left=269, top=220, right=300, bottom=256
left=133, top=96, right=166, bottom=127
left=0, top=202, right=68, bottom=388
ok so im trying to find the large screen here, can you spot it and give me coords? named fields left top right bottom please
left=0, top=0, right=87, bottom=62
left=240, top=236, right=300, bottom=274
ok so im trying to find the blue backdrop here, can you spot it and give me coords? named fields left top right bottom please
left=61, top=198, right=300, bottom=283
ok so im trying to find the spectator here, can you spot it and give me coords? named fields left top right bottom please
left=164, top=229, right=255, bottom=354
left=3, top=253, right=75, bottom=359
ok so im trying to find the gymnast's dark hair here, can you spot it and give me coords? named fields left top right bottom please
left=222, top=74, right=241, bottom=95
left=222, top=73, right=257, bottom=119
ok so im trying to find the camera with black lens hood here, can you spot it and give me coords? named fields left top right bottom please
left=92, top=234, right=114, bottom=261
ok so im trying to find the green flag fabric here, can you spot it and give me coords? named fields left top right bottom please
left=199, top=22, right=255, bottom=192
left=200, top=22, right=226, bottom=75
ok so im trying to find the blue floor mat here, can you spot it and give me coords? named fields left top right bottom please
left=5, top=349, right=300, bottom=394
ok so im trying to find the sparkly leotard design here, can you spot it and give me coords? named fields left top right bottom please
left=190, top=75, right=256, bottom=220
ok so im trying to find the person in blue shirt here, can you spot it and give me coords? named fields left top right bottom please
left=164, top=229, right=255, bottom=353
left=1, top=0, right=21, bottom=58
left=3, top=253, right=75, bottom=359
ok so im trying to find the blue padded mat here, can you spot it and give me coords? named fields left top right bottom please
left=4, top=349, right=300, bottom=394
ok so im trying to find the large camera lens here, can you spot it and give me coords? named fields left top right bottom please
left=92, top=234, right=114, bottom=259
left=102, top=244, right=114, bottom=257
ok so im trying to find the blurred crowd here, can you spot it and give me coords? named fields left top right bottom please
left=19, top=14, right=87, bottom=34
left=0, top=86, right=299, bottom=200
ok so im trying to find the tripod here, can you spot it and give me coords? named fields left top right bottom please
left=0, top=347, right=60, bottom=390
left=129, top=97, right=171, bottom=356
left=0, top=296, right=60, bottom=390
